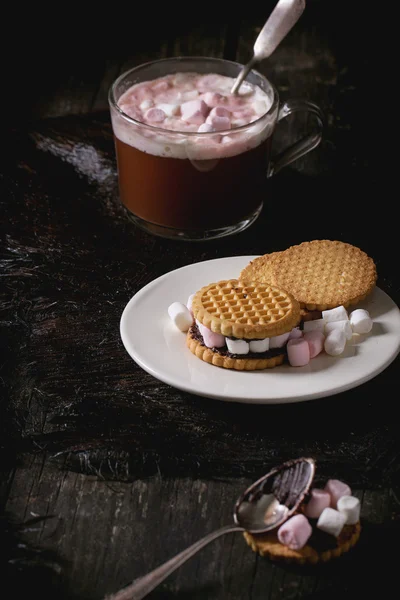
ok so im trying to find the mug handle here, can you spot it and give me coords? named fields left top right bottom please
left=267, top=99, right=324, bottom=177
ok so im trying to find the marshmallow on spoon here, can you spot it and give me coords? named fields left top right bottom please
left=168, top=302, right=193, bottom=332
left=324, top=329, right=346, bottom=356
left=325, top=320, right=353, bottom=340
left=337, top=495, right=361, bottom=525
left=324, top=479, right=352, bottom=508
left=322, top=306, right=349, bottom=323
left=317, top=507, right=346, bottom=537
left=303, top=330, right=325, bottom=358
left=304, top=489, right=331, bottom=519
left=350, top=309, right=373, bottom=334
left=277, top=514, right=312, bottom=550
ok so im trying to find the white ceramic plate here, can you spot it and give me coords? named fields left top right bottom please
left=120, top=256, right=400, bottom=404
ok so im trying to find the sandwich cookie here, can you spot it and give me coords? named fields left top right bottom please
left=187, top=279, right=301, bottom=370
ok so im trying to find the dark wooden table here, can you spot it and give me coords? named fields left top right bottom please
left=1, top=2, right=398, bottom=598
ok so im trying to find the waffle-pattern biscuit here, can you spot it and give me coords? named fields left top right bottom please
left=243, top=521, right=361, bottom=565
left=186, top=331, right=285, bottom=371
left=269, top=240, right=377, bottom=311
left=191, top=279, right=300, bottom=339
left=239, top=252, right=282, bottom=285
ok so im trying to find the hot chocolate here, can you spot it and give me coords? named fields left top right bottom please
left=111, top=71, right=277, bottom=234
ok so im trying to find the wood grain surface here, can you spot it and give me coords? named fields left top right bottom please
left=1, top=3, right=397, bottom=598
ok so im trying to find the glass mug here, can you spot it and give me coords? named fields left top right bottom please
left=109, top=57, right=323, bottom=241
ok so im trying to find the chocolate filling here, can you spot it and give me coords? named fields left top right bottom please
left=189, top=324, right=286, bottom=360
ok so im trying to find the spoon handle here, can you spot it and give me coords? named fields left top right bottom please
left=105, top=524, right=245, bottom=600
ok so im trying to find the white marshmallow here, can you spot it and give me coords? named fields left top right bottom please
left=269, top=332, right=290, bottom=348
left=157, top=103, right=180, bottom=117
left=303, top=319, right=325, bottom=333
left=226, top=338, right=249, bottom=355
left=205, top=115, right=231, bottom=131
left=325, top=320, right=353, bottom=340
left=187, top=294, right=195, bottom=315
left=349, top=309, right=373, bottom=334
left=337, top=495, right=361, bottom=525
left=324, top=329, right=346, bottom=356
left=168, top=302, right=193, bottom=332
left=317, top=507, right=346, bottom=537
left=197, top=123, right=215, bottom=133
left=322, top=306, right=349, bottom=323
left=249, top=338, right=270, bottom=353
left=139, top=99, right=153, bottom=111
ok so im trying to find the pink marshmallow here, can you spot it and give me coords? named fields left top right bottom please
left=181, top=99, right=209, bottom=124
left=303, top=330, right=325, bottom=358
left=205, top=115, right=231, bottom=131
left=324, top=479, right=352, bottom=509
left=209, top=106, right=231, bottom=119
left=304, top=489, right=331, bottom=519
left=287, top=338, right=310, bottom=367
left=288, top=327, right=303, bottom=340
left=198, top=322, right=225, bottom=349
left=201, top=92, right=225, bottom=107
left=144, top=107, right=166, bottom=123
left=277, top=514, right=312, bottom=550
left=152, top=80, right=170, bottom=93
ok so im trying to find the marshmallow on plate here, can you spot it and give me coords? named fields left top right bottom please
left=349, top=309, right=373, bottom=334
left=304, top=489, right=331, bottom=519
left=317, top=507, right=346, bottom=537
left=287, top=338, right=310, bottom=366
left=337, top=495, right=361, bottom=525
left=324, top=329, right=346, bottom=356
left=249, top=338, right=270, bottom=352
left=187, top=294, right=195, bottom=315
left=199, top=324, right=225, bottom=349
left=288, top=327, right=303, bottom=340
left=168, top=302, right=193, bottom=332
left=303, top=330, right=325, bottom=358
left=226, top=338, right=249, bottom=354
left=325, top=320, right=353, bottom=340
left=303, top=319, right=325, bottom=333
left=269, top=332, right=290, bottom=348
left=324, top=479, right=352, bottom=508
left=277, top=514, right=312, bottom=550
left=322, top=306, right=349, bottom=323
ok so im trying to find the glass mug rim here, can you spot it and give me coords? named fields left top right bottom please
left=108, top=55, right=280, bottom=136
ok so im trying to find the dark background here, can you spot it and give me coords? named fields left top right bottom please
left=1, top=2, right=396, bottom=599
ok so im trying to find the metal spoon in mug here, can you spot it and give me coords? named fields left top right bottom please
left=106, top=458, right=315, bottom=600
left=231, top=0, right=306, bottom=95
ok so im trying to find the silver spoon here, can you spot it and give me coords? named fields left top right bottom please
left=231, top=0, right=306, bottom=95
left=106, top=457, right=315, bottom=600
